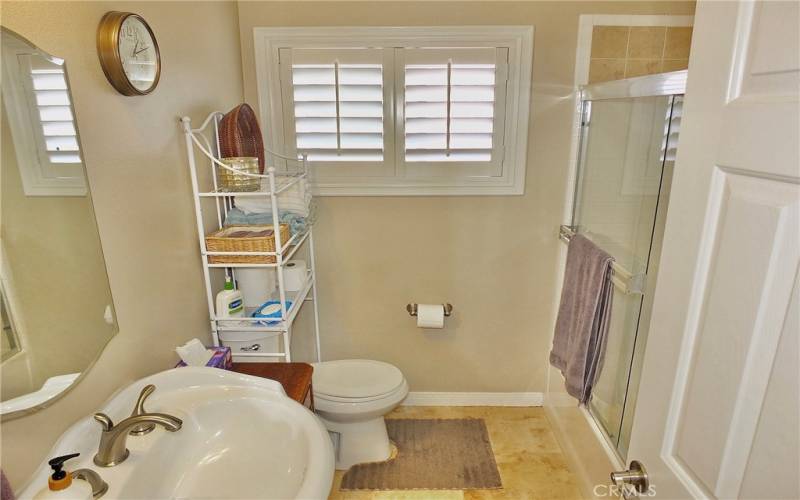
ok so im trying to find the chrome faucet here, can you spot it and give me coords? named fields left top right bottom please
left=93, top=387, right=182, bottom=467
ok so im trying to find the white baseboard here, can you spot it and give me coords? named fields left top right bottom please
left=402, top=392, right=544, bottom=407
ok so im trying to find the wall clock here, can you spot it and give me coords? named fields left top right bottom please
left=96, top=11, right=161, bottom=96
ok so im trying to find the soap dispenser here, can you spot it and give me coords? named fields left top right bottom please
left=33, top=453, right=93, bottom=500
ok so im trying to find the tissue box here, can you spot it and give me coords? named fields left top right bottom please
left=175, top=346, right=232, bottom=370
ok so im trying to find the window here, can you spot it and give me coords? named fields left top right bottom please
left=255, top=27, right=533, bottom=195
left=1, top=35, right=86, bottom=196
left=27, top=57, right=82, bottom=165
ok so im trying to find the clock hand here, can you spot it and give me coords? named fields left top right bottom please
left=134, top=45, right=150, bottom=55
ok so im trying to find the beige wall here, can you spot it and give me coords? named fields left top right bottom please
left=0, top=1, right=243, bottom=489
left=237, top=1, right=695, bottom=392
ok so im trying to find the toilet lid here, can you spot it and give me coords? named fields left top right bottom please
left=313, top=359, right=404, bottom=399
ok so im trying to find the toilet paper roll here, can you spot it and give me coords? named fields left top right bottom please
left=236, top=269, right=276, bottom=308
left=417, top=304, right=445, bottom=329
left=283, top=260, right=308, bottom=292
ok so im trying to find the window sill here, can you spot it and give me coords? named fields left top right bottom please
left=312, top=177, right=526, bottom=196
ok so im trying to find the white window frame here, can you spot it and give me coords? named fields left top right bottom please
left=1, top=35, right=87, bottom=197
left=254, top=26, right=533, bottom=196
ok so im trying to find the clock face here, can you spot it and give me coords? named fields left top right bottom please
left=117, top=16, right=158, bottom=92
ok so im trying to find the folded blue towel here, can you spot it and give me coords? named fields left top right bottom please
left=224, top=208, right=308, bottom=235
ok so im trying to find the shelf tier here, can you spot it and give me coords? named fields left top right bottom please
left=213, top=272, right=315, bottom=332
left=203, top=230, right=310, bottom=268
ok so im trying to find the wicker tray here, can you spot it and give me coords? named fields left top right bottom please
left=205, top=224, right=290, bottom=264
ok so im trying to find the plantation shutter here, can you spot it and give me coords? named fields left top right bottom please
left=23, top=56, right=82, bottom=166
left=397, top=47, right=508, bottom=177
left=279, top=48, right=393, bottom=171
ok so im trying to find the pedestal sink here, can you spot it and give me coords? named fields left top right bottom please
left=19, top=367, right=335, bottom=499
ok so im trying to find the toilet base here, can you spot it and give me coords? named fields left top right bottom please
left=318, top=415, right=392, bottom=470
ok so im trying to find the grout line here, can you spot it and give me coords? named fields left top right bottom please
left=623, top=26, right=631, bottom=79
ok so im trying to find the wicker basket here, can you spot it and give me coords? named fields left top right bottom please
left=219, top=104, right=265, bottom=173
left=217, top=157, right=260, bottom=192
left=205, top=224, right=290, bottom=264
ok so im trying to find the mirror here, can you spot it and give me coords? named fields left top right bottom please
left=0, top=28, right=117, bottom=418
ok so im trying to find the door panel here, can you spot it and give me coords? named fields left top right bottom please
left=738, top=277, right=799, bottom=499
left=668, top=171, right=799, bottom=496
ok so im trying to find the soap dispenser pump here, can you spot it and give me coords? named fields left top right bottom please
left=34, top=453, right=93, bottom=500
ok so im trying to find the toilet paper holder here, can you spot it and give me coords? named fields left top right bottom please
left=406, top=303, right=453, bottom=317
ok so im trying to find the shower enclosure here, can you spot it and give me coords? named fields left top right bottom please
left=564, top=71, right=686, bottom=458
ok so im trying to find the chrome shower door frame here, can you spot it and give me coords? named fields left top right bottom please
left=571, top=70, right=687, bottom=459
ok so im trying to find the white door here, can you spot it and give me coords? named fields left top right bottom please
left=624, top=0, right=800, bottom=498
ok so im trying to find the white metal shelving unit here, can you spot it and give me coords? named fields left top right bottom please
left=180, top=111, right=321, bottom=363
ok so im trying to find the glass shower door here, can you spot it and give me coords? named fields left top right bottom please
left=572, top=94, right=679, bottom=457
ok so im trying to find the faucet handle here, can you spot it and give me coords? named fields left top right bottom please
left=132, top=385, right=155, bottom=415
left=93, top=413, right=114, bottom=432
left=129, top=384, right=156, bottom=436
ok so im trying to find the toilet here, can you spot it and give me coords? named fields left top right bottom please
left=312, top=359, right=409, bottom=470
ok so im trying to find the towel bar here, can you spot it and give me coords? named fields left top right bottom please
left=558, top=225, right=645, bottom=295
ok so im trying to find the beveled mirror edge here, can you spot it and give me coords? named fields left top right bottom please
left=0, top=25, right=120, bottom=421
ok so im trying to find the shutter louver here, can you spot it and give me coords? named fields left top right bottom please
left=661, top=96, right=682, bottom=163
left=29, top=59, right=82, bottom=165
left=403, top=51, right=500, bottom=163
left=291, top=61, right=384, bottom=162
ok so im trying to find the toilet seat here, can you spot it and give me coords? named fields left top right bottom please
left=315, top=382, right=407, bottom=404
left=313, top=359, right=404, bottom=400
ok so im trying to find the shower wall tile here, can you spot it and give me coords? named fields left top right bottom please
left=590, top=26, right=629, bottom=58
left=664, top=27, right=693, bottom=59
left=625, top=59, right=662, bottom=78
left=588, top=58, right=626, bottom=83
left=662, top=58, right=690, bottom=72
left=588, top=25, right=693, bottom=84
left=627, top=27, right=667, bottom=58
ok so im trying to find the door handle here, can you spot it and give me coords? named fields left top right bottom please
left=610, top=460, right=649, bottom=495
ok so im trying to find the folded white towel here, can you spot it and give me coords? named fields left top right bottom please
left=235, top=178, right=310, bottom=217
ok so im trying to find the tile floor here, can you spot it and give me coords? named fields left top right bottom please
left=328, top=406, right=583, bottom=500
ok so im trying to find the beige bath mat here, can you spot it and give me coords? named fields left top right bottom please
left=340, top=418, right=502, bottom=491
